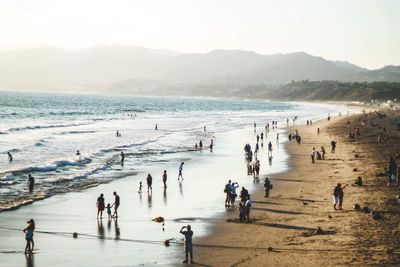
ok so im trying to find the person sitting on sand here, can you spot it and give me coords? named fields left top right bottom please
left=352, top=176, right=363, bottom=187
left=96, top=193, right=105, bottom=219
left=23, top=219, right=35, bottom=254
left=111, top=191, right=120, bottom=218
left=333, top=183, right=348, bottom=210
left=146, top=174, right=153, bottom=192
left=76, top=150, right=80, bottom=156
left=27, top=174, right=34, bottom=192
left=180, top=225, right=194, bottom=264
left=7, top=151, right=13, bottom=162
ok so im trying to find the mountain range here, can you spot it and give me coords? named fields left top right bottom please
left=0, top=45, right=399, bottom=94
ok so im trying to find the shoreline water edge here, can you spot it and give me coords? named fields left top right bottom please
left=0, top=94, right=359, bottom=266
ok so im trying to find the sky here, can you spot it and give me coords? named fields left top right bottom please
left=0, top=0, right=399, bottom=69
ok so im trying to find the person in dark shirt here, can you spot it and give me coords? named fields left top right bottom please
left=333, top=183, right=348, bottom=210
left=146, top=174, right=153, bottom=192
left=180, top=225, right=194, bottom=264
left=27, top=175, right=34, bottom=192
left=112, top=191, right=120, bottom=218
left=7, top=151, right=13, bottom=162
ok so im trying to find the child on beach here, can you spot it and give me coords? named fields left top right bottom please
left=106, top=203, right=112, bottom=220
left=138, top=181, right=143, bottom=193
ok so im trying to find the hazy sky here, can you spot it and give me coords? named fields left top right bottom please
left=1, top=0, right=399, bottom=69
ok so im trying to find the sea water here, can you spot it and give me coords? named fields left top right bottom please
left=0, top=92, right=346, bottom=210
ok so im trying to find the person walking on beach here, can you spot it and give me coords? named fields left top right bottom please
left=321, top=146, right=326, bottom=160
left=180, top=225, right=194, bottom=264
left=333, top=183, right=348, bottom=210
left=331, top=140, right=337, bottom=153
left=146, top=174, right=153, bottom=192
left=162, top=170, right=167, bottom=189
left=245, top=195, right=252, bottom=222
left=96, top=193, right=105, bottom=219
left=254, top=122, right=256, bottom=132
left=224, top=180, right=232, bottom=207
left=209, top=139, right=214, bottom=151
left=199, top=140, right=203, bottom=149
left=311, top=147, right=316, bottom=163
left=7, top=151, right=13, bottom=162
left=178, top=162, right=184, bottom=180
left=230, top=181, right=239, bottom=206
left=23, top=219, right=35, bottom=254
left=264, top=177, right=271, bottom=197
left=268, top=141, right=273, bottom=156
left=27, top=174, right=34, bottom=192
left=240, top=187, right=249, bottom=202
left=112, top=191, right=120, bottom=218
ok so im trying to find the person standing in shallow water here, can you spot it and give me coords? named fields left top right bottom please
left=23, top=219, right=35, bottom=254
left=178, top=162, right=184, bottom=180
left=96, top=193, right=105, bottom=219
left=146, top=174, right=153, bottom=192
left=7, top=151, right=13, bottom=162
left=27, top=174, right=34, bottom=192
left=180, top=225, right=194, bottom=264
left=111, top=191, right=120, bottom=218
left=162, top=170, right=167, bottom=189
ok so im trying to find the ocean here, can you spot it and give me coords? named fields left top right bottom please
left=0, top=92, right=347, bottom=211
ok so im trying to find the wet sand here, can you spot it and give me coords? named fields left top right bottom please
left=0, top=125, right=289, bottom=266
left=195, top=109, right=400, bottom=266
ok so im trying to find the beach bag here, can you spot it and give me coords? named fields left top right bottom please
left=269, top=184, right=273, bottom=190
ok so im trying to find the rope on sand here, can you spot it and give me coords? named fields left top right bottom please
left=1, top=226, right=398, bottom=254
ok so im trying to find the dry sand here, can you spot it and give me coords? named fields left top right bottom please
left=194, top=110, right=400, bottom=267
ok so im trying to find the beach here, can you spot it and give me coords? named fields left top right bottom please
left=195, top=108, right=400, bottom=266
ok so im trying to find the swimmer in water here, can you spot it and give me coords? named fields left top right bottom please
left=7, top=151, right=13, bottom=162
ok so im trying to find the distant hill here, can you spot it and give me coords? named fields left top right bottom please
left=1, top=45, right=400, bottom=97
